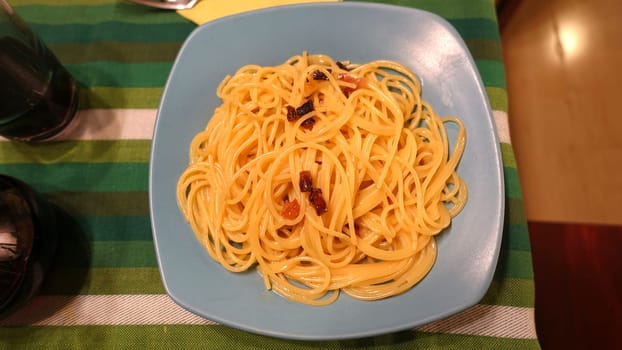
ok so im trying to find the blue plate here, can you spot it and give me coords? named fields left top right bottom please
left=150, top=2, right=504, bottom=340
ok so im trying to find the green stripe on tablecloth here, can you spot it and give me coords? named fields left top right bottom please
left=0, top=140, right=151, bottom=164
left=14, top=4, right=189, bottom=24
left=504, top=167, right=522, bottom=200
left=496, top=249, right=534, bottom=280
left=449, top=18, right=501, bottom=41
left=50, top=42, right=183, bottom=64
left=505, top=196, right=531, bottom=252
left=465, top=39, right=502, bottom=61
left=475, top=60, right=506, bottom=89
left=486, top=87, right=508, bottom=112
left=80, top=87, right=163, bottom=109
left=0, top=325, right=540, bottom=349
left=67, top=62, right=172, bottom=88
left=501, top=143, right=517, bottom=168
left=76, top=216, right=152, bottom=241
left=358, top=0, right=497, bottom=21
left=508, top=197, right=527, bottom=227
left=0, top=163, right=148, bottom=192
left=27, top=19, right=498, bottom=45
left=507, top=224, right=531, bottom=251
left=480, top=277, right=534, bottom=307
left=56, top=241, right=156, bottom=268
left=31, top=23, right=194, bottom=44
left=40, top=268, right=165, bottom=295
left=45, top=191, right=149, bottom=216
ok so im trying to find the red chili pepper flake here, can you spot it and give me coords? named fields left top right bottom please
left=297, top=171, right=328, bottom=215
left=341, top=86, right=355, bottom=97
left=309, top=188, right=328, bottom=216
left=286, top=100, right=314, bottom=123
left=337, top=73, right=360, bottom=84
left=286, top=105, right=298, bottom=121
left=312, top=70, right=329, bottom=81
left=295, top=100, right=314, bottom=116
left=281, top=199, right=300, bottom=219
left=300, top=117, right=316, bottom=130
left=299, top=171, right=313, bottom=192
left=337, top=73, right=367, bottom=97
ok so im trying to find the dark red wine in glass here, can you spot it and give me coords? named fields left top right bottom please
left=0, top=2, right=79, bottom=141
left=0, top=175, right=57, bottom=317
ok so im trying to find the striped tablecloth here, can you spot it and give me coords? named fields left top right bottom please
left=0, top=1, right=540, bottom=349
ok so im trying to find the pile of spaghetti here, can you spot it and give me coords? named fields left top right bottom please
left=177, top=53, right=467, bottom=305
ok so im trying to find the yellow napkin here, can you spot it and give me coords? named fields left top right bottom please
left=178, top=0, right=340, bottom=25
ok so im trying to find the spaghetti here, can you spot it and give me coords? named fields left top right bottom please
left=177, top=53, right=467, bottom=305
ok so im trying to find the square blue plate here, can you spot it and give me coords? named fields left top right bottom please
left=150, top=2, right=504, bottom=340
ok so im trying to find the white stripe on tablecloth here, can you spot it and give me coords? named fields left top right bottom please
left=493, top=110, right=511, bottom=144
left=0, top=109, right=157, bottom=142
left=0, top=294, right=215, bottom=326
left=1, top=109, right=512, bottom=144
left=60, top=108, right=157, bottom=140
left=0, top=294, right=536, bottom=339
left=416, top=303, right=537, bottom=339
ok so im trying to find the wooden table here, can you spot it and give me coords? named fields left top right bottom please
left=528, top=222, right=622, bottom=349
left=0, top=1, right=539, bottom=349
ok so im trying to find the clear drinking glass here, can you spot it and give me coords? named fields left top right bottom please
left=0, top=0, right=79, bottom=141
